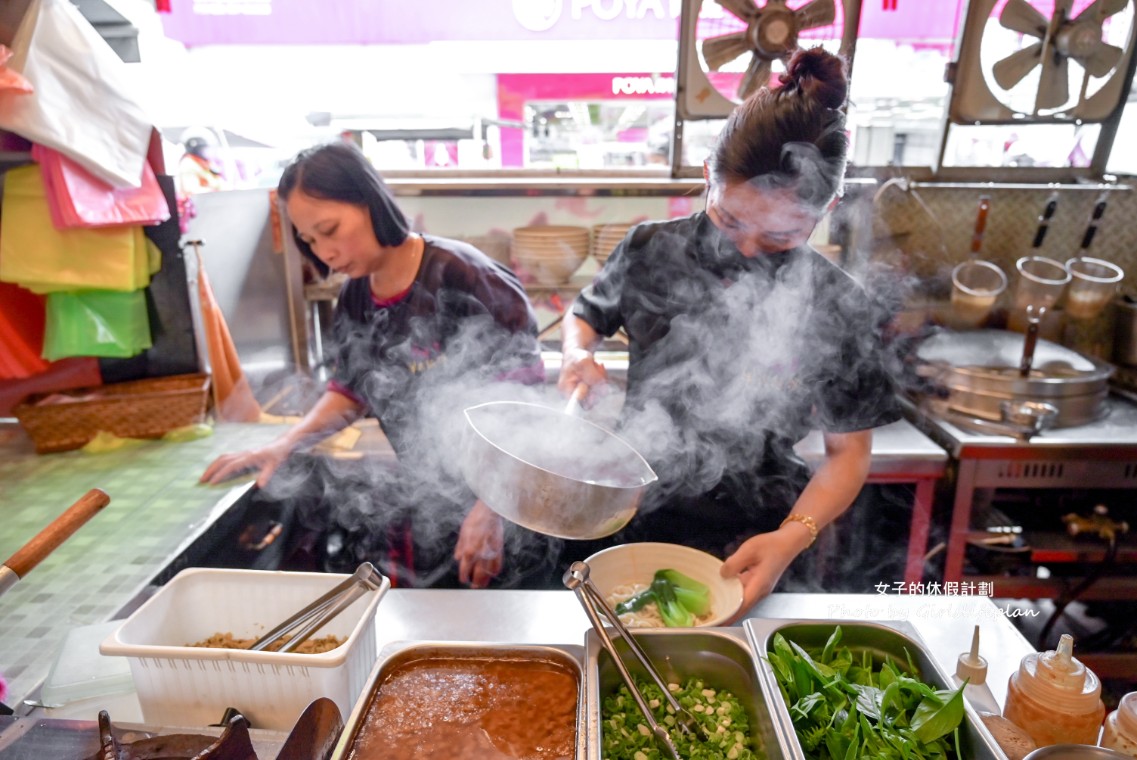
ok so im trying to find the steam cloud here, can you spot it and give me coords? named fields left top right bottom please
left=264, top=181, right=917, bottom=591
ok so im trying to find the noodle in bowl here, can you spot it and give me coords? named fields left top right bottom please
left=586, top=543, right=744, bottom=628
left=605, top=582, right=717, bottom=628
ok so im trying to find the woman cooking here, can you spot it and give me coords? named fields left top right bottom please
left=201, top=141, right=550, bottom=590
left=557, top=47, right=900, bottom=613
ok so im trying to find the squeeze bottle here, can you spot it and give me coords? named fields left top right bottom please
left=953, top=624, right=1002, bottom=715
left=1101, top=691, right=1137, bottom=756
left=1002, top=633, right=1106, bottom=747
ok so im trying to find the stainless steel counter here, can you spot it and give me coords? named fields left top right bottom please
left=26, top=590, right=1035, bottom=730
left=374, top=590, right=1032, bottom=709
left=905, top=393, right=1137, bottom=459
left=795, top=418, right=948, bottom=477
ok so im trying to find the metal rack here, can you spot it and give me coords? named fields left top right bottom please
left=903, top=395, right=1137, bottom=599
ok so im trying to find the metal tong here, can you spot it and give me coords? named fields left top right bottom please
left=563, top=561, right=709, bottom=760
left=250, top=562, right=384, bottom=653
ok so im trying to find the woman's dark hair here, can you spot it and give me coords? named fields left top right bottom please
left=277, top=141, right=410, bottom=257
left=708, top=46, right=849, bottom=210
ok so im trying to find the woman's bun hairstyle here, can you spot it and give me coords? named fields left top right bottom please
left=708, top=46, right=850, bottom=208
left=777, top=46, right=848, bottom=110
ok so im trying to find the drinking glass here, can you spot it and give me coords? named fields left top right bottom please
left=1008, top=256, right=1070, bottom=333
left=951, top=260, right=1007, bottom=327
left=1065, top=257, right=1124, bottom=320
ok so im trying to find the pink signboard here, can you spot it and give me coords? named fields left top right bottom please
left=161, top=0, right=965, bottom=47
left=161, top=0, right=682, bottom=46
left=497, top=72, right=675, bottom=166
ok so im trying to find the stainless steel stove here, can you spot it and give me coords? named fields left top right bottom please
left=901, top=393, right=1137, bottom=599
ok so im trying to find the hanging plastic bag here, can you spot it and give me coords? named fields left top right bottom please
left=0, top=44, right=33, bottom=94
left=0, top=166, right=151, bottom=293
left=0, top=282, right=49, bottom=379
left=42, top=289, right=152, bottom=361
left=32, top=144, right=170, bottom=229
left=0, top=0, right=151, bottom=188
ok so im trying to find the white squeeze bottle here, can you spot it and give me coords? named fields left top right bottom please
left=954, top=624, right=1002, bottom=715
left=1101, top=691, right=1137, bottom=756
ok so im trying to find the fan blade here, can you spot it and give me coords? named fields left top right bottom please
left=1037, top=50, right=1070, bottom=109
left=738, top=55, right=774, bottom=100
left=703, top=32, right=754, bottom=71
left=1000, top=0, right=1049, bottom=37
left=992, top=41, right=1044, bottom=89
left=1075, top=0, right=1129, bottom=22
left=716, top=0, right=758, bottom=23
left=1078, top=41, right=1124, bottom=76
left=794, top=0, right=836, bottom=30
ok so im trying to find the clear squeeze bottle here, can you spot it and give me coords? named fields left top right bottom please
left=1002, top=633, right=1106, bottom=747
left=1101, top=692, right=1137, bottom=756
left=953, top=624, right=1002, bottom=715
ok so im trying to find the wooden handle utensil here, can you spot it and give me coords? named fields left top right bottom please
left=0, top=488, right=110, bottom=596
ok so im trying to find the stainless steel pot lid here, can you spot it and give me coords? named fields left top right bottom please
left=917, top=329, right=1113, bottom=396
left=917, top=329, right=1101, bottom=373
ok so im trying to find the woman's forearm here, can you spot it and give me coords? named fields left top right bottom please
left=777, top=430, right=873, bottom=550
left=561, top=311, right=601, bottom=354
left=276, top=390, right=363, bottom=452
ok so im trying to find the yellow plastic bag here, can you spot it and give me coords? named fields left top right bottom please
left=0, top=166, right=150, bottom=293
left=81, top=430, right=146, bottom=453
left=161, top=423, right=213, bottom=443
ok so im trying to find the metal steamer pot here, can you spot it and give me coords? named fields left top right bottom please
left=915, top=329, right=1114, bottom=429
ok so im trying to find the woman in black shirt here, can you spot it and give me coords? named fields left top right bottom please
left=558, top=48, right=900, bottom=613
left=202, top=142, right=547, bottom=589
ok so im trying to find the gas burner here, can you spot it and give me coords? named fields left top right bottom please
left=90, top=709, right=256, bottom=760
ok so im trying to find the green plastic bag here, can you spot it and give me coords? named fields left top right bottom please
left=43, top=289, right=152, bottom=360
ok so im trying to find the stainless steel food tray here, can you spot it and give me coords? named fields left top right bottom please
left=743, top=619, right=1006, bottom=760
left=331, top=640, right=586, bottom=760
left=584, top=626, right=789, bottom=760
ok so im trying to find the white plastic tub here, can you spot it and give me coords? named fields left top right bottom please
left=100, top=567, right=387, bottom=731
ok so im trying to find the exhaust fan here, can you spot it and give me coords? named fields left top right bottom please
left=948, top=0, right=1137, bottom=123
left=677, top=0, right=863, bottom=120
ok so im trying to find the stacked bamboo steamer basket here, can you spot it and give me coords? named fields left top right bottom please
left=510, top=226, right=590, bottom=286
left=591, top=222, right=634, bottom=268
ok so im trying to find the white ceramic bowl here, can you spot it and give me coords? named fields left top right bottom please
left=583, top=542, right=744, bottom=628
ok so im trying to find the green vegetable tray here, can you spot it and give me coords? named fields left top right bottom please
left=585, top=627, right=789, bottom=760
left=743, top=620, right=1005, bottom=760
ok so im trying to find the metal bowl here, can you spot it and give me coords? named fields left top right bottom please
left=460, top=400, right=657, bottom=540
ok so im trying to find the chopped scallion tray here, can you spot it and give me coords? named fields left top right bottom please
left=600, top=677, right=762, bottom=760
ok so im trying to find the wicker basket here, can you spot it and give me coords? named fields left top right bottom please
left=13, top=374, right=211, bottom=454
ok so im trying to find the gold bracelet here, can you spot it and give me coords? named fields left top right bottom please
left=780, top=513, right=819, bottom=547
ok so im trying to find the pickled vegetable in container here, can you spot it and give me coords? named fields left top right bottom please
left=1101, top=692, right=1137, bottom=756
left=1003, top=634, right=1105, bottom=747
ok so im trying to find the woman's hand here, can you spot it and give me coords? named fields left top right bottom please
left=199, top=440, right=293, bottom=488
left=455, top=500, right=504, bottom=589
left=720, top=524, right=813, bottom=622
left=557, top=346, right=609, bottom=398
